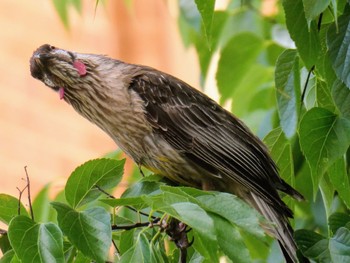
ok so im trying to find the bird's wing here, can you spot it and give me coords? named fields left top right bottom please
left=128, top=68, right=291, bottom=216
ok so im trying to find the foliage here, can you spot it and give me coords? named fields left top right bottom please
left=0, top=159, right=266, bottom=263
left=2, top=0, right=350, bottom=262
left=51, top=0, right=82, bottom=29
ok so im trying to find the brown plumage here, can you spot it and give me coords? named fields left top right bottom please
left=30, top=44, right=306, bottom=262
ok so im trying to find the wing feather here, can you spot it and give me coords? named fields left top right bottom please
left=129, top=69, right=294, bottom=216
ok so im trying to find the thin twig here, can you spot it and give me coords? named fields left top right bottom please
left=112, top=222, right=149, bottom=230
left=112, top=239, right=121, bottom=260
left=112, top=217, right=160, bottom=231
left=24, top=166, right=34, bottom=221
left=16, top=184, right=28, bottom=216
left=16, top=187, right=23, bottom=215
left=300, top=13, right=323, bottom=104
left=95, top=185, right=115, bottom=199
left=301, top=65, right=315, bottom=104
left=317, top=13, right=323, bottom=31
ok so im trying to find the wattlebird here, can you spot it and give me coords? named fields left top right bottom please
left=30, top=44, right=306, bottom=262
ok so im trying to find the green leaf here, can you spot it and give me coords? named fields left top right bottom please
left=150, top=242, right=167, bottom=263
left=264, top=128, right=295, bottom=191
left=51, top=0, right=83, bottom=29
left=330, top=0, right=339, bottom=31
left=249, top=87, right=275, bottom=112
left=122, top=180, right=162, bottom=198
left=63, top=242, right=76, bottom=263
left=0, top=194, right=29, bottom=225
left=328, top=158, right=350, bottom=209
left=100, top=196, right=145, bottom=207
left=52, top=0, right=69, bottom=29
left=0, top=250, right=20, bottom=263
left=120, top=180, right=162, bottom=210
left=329, top=212, right=350, bottom=234
left=174, top=186, right=213, bottom=198
left=160, top=186, right=199, bottom=203
left=32, top=184, right=53, bottom=223
left=319, top=173, right=334, bottom=219
left=332, top=79, right=350, bottom=119
left=158, top=185, right=264, bottom=244
left=178, top=0, right=201, bottom=33
left=220, top=9, right=265, bottom=45
left=327, top=10, right=350, bottom=88
left=196, top=192, right=264, bottom=238
left=316, top=79, right=336, bottom=112
left=298, top=107, right=350, bottom=196
left=65, top=158, right=125, bottom=208
left=118, top=229, right=135, bottom=255
left=188, top=250, right=204, bottom=263
left=294, top=229, right=330, bottom=261
left=145, top=191, right=216, bottom=241
left=171, top=202, right=215, bottom=241
left=329, top=227, right=350, bottom=262
left=178, top=4, right=198, bottom=48
left=8, top=216, right=64, bottom=263
left=0, top=234, right=11, bottom=255
left=73, top=251, right=91, bottom=263
left=283, top=0, right=321, bottom=69
left=71, top=0, right=82, bottom=14
left=304, top=74, right=317, bottom=110
left=275, top=49, right=301, bottom=138
left=230, top=65, right=274, bottom=117
left=191, top=229, right=219, bottom=263
left=303, top=0, right=331, bottom=23
left=119, top=233, right=152, bottom=263
left=216, top=33, right=264, bottom=101
left=211, top=213, right=250, bottom=263
left=51, top=202, right=111, bottom=263
left=195, top=11, right=228, bottom=77
left=194, top=0, right=215, bottom=44
left=267, top=42, right=287, bottom=66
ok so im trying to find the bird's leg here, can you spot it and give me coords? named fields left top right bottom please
left=201, top=180, right=215, bottom=191
left=162, top=217, right=193, bottom=263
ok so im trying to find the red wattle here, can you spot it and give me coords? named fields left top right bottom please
left=73, top=60, right=87, bottom=76
left=59, top=87, right=65, bottom=100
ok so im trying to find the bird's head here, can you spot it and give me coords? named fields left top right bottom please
left=29, top=44, right=98, bottom=100
left=29, top=44, right=140, bottom=134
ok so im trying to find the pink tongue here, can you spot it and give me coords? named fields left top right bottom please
left=59, top=87, right=65, bottom=100
left=73, top=60, right=87, bottom=76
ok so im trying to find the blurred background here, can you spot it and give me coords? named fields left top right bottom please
left=0, top=0, right=199, bottom=197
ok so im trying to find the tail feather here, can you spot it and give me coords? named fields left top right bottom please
left=251, top=193, right=298, bottom=263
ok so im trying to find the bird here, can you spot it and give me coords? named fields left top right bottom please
left=30, top=44, right=306, bottom=263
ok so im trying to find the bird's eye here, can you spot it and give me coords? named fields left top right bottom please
left=50, top=45, right=56, bottom=50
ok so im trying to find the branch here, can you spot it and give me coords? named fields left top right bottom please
left=112, top=217, right=160, bottom=231
left=301, top=65, right=315, bottom=103
left=24, top=166, right=34, bottom=221
left=16, top=186, right=26, bottom=216
left=112, top=239, right=120, bottom=260
left=15, top=167, right=35, bottom=220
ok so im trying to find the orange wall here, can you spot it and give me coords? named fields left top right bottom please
left=0, top=0, right=198, bottom=198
